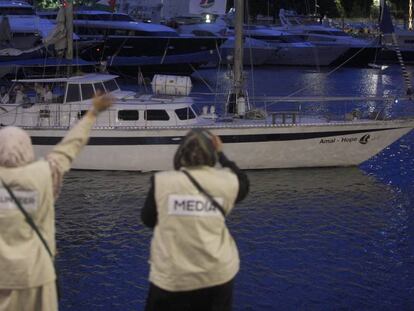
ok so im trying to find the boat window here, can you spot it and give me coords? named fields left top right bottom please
left=192, top=30, right=216, bottom=37
left=280, top=35, right=304, bottom=43
left=114, top=29, right=129, bottom=36
left=308, top=31, right=331, bottom=35
left=175, top=107, right=196, bottom=120
left=127, top=30, right=153, bottom=36
left=39, top=12, right=57, bottom=19
left=118, top=110, right=139, bottom=121
left=74, top=26, right=89, bottom=35
left=74, top=14, right=84, bottom=20
left=145, top=110, right=170, bottom=121
left=66, top=84, right=81, bottom=102
left=309, top=36, right=336, bottom=42
left=404, top=40, right=414, bottom=44
left=0, top=7, right=35, bottom=15
left=331, top=31, right=349, bottom=37
left=77, top=110, right=88, bottom=119
left=39, top=109, right=50, bottom=118
left=112, top=14, right=134, bottom=22
left=103, top=80, right=118, bottom=92
left=81, top=84, right=95, bottom=100
left=94, top=82, right=106, bottom=94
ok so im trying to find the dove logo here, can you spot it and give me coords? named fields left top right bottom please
left=200, top=0, right=215, bottom=8
left=359, top=134, right=371, bottom=144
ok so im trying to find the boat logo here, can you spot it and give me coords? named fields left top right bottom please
left=200, top=0, right=215, bottom=8
left=359, top=134, right=371, bottom=145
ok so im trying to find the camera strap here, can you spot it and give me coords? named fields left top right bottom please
left=0, top=179, right=60, bottom=300
left=182, top=170, right=226, bottom=218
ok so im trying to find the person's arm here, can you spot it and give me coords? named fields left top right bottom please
left=46, top=94, right=112, bottom=198
left=141, top=175, right=158, bottom=228
left=212, top=134, right=249, bottom=203
left=218, top=151, right=249, bottom=203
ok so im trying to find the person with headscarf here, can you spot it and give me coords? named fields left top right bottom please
left=0, top=86, right=9, bottom=105
left=34, top=83, right=45, bottom=102
left=44, top=85, right=53, bottom=104
left=0, top=93, right=112, bottom=311
left=141, top=128, right=249, bottom=311
left=13, top=85, right=24, bottom=105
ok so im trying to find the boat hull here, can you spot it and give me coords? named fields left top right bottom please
left=80, top=36, right=225, bottom=73
left=28, top=120, right=413, bottom=171
left=267, top=45, right=347, bottom=66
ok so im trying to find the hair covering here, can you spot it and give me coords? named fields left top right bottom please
left=0, top=126, right=35, bottom=167
left=174, top=128, right=218, bottom=170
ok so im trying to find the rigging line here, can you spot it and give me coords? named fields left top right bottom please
left=243, top=1, right=256, bottom=107
left=214, top=39, right=222, bottom=64
left=160, top=38, right=171, bottom=64
left=213, top=45, right=225, bottom=109
left=189, top=63, right=215, bottom=93
left=109, top=37, right=129, bottom=67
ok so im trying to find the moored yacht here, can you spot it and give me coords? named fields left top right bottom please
left=1, top=0, right=412, bottom=171
left=176, top=19, right=272, bottom=66
left=243, top=25, right=347, bottom=66
left=40, top=9, right=225, bottom=74
left=0, top=72, right=413, bottom=171
left=0, top=0, right=55, bottom=50
left=277, top=9, right=380, bottom=67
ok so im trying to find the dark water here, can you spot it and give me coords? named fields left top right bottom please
left=56, top=65, right=414, bottom=310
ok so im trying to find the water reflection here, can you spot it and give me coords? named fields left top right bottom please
left=56, top=167, right=412, bottom=310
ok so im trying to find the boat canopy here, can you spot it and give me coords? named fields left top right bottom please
left=13, top=73, right=119, bottom=83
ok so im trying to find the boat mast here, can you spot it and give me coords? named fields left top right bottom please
left=65, top=0, right=73, bottom=75
left=227, top=0, right=246, bottom=116
left=409, top=0, right=413, bottom=30
left=233, top=0, right=244, bottom=101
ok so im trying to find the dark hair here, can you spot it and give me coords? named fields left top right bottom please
left=174, top=128, right=217, bottom=170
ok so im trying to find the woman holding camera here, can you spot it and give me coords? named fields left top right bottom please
left=142, top=129, right=249, bottom=311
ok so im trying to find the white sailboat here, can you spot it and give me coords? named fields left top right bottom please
left=0, top=0, right=413, bottom=171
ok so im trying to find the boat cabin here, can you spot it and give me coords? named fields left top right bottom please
left=0, top=73, right=201, bottom=129
left=39, top=10, right=179, bottom=37
left=10, top=73, right=132, bottom=104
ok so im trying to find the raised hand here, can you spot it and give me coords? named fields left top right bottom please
left=92, top=92, right=113, bottom=114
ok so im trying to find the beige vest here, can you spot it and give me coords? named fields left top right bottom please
left=151, top=166, right=240, bottom=291
left=0, top=160, right=56, bottom=289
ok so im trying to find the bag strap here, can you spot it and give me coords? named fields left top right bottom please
left=1, top=180, right=53, bottom=259
left=181, top=170, right=226, bottom=218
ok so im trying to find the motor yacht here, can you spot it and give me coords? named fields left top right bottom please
left=40, top=10, right=225, bottom=75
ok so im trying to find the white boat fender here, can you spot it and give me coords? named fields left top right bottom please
left=202, top=106, right=209, bottom=115
left=237, top=97, right=246, bottom=117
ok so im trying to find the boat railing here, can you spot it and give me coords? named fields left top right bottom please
left=1, top=96, right=412, bottom=129
left=0, top=102, right=201, bottom=129
left=245, top=95, right=413, bottom=124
